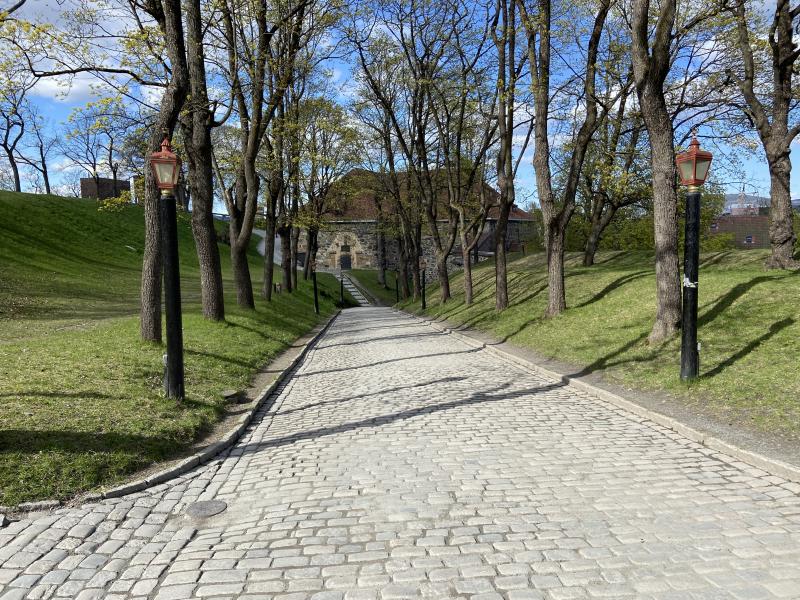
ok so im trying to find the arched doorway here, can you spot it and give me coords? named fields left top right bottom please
left=339, top=244, right=352, bottom=270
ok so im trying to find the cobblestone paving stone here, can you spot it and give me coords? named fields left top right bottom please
left=2, top=307, right=800, bottom=600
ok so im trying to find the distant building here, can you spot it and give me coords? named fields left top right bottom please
left=302, top=169, right=537, bottom=274
left=80, top=177, right=129, bottom=200
left=710, top=214, right=770, bottom=249
left=713, top=190, right=800, bottom=249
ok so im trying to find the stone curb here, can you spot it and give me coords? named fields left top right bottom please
left=4, top=311, right=341, bottom=520
left=398, top=309, right=800, bottom=485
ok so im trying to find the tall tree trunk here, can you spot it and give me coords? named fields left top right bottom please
left=290, top=226, right=299, bottom=290
left=189, top=198, right=224, bottom=320
left=398, top=236, right=410, bottom=299
left=409, top=258, right=420, bottom=301
left=262, top=208, right=277, bottom=299
left=765, top=150, right=796, bottom=268
left=218, top=0, right=305, bottom=309
left=304, top=227, right=318, bottom=281
left=631, top=0, right=681, bottom=343
left=646, top=116, right=681, bottom=342
left=4, top=150, right=20, bottom=192
left=231, top=238, right=254, bottom=307
left=493, top=0, right=517, bottom=311
left=434, top=253, right=448, bottom=303
left=494, top=213, right=508, bottom=311
left=228, top=175, right=256, bottom=307
left=141, top=164, right=163, bottom=342
left=39, top=145, right=51, bottom=195
left=522, top=0, right=607, bottom=317
left=140, top=0, right=189, bottom=342
left=226, top=171, right=258, bottom=309
left=377, top=227, right=386, bottom=286
left=458, top=209, right=477, bottom=306
left=462, top=235, right=474, bottom=306
left=545, top=227, right=566, bottom=316
left=279, top=227, right=292, bottom=292
left=233, top=191, right=258, bottom=308
left=583, top=203, right=616, bottom=267
left=423, top=207, right=454, bottom=303
left=184, top=0, right=224, bottom=321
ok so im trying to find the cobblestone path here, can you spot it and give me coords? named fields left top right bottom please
left=2, top=307, right=800, bottom=600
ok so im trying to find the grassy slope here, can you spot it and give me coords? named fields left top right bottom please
left=401, top=251, right=800, bottom=444
left=0, top=192, right=348, bottom=506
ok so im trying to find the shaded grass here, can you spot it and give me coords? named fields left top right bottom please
left=0, top=192, right=349, bottom=505
left=403, top=250, right=800, bottom=442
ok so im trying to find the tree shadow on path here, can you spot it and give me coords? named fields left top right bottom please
left=239, top=380, right=568, bottom=456
left=274, top=376, right=469, bottom=418
left=318, top=330, right=446, bottom=350
left=295, top=347, right=483, bottom=378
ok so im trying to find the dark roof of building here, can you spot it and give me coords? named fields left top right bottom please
left=326, top=169, right=535, bottom=222
left=711, top=214, right=771, bottom=249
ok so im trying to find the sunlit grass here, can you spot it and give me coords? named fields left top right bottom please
left=0, top=192, right=349, bottom=505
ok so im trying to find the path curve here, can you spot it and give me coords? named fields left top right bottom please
left=1, top=307, right=799, bottom=600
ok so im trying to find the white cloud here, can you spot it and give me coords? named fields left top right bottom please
left=30, top=73, right=102, bottom=104
left=50, top=157, right=78, bottom=174
left=141, top=85, right=164, bottom=107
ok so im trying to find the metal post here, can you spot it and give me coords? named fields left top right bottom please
left=681, top=188, right=701, bottom=381
left=340, top=275, right=344, bottom=305
left=395, top=270, right=399, bottom=304
left=160, top=190, right=184, bottom=400
left=421, top=268, right=426, bottom=310
left=312, top=269, right=319, bottom=315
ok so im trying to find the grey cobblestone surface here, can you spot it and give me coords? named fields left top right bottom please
left=2, top=307, right=800, bottom=599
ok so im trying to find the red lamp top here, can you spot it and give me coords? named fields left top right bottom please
left=149, top=137, right=181, bottom=192
left=676, top=134, right=713, bottom=190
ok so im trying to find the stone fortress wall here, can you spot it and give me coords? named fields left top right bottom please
left=299, top=219, right=537, bottom=280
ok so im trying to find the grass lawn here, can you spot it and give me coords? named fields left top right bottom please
left=401, top=250, right=800, bottom=444
left=348, top=269, right=398, bottom=306
left=0, top=192, right=351, bottom=506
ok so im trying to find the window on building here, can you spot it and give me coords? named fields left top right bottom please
left=341, top=244, right=350, bottom=253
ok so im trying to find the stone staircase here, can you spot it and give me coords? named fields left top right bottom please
left=336, top=273, right=371, bottom=307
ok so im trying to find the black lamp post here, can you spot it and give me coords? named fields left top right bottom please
left=395, top=269, right=399, bottom=304
left=311, top=258, right=319, bottom=315
left=676, top=133, right=713, bottom=382
left=150, top=137, right=184, bottom=400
